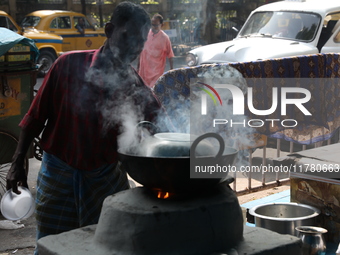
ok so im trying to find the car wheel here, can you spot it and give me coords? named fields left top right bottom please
left=37, top=50, right=56, bottom=76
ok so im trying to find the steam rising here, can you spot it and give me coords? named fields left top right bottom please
left=190, top=65, right=258, bottom=168
left=79, top=48, right=257, bottom=170
left=80, top=51, right=157, bottom=153
left=191, top=65, right=250, bottom=144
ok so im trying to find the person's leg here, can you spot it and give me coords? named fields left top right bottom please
left=76, top=161, right=130, bottom=227
left=35, top=152, right=79, bottom=254
left=34, top=154, right=129, bottom=254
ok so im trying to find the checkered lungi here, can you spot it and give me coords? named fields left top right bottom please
left=35, top=152, right=129, bottom=240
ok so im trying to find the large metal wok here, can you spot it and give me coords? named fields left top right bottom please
left=118, top=123, right=238, bottom=193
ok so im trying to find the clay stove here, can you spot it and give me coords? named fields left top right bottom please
left=37, top=131, right=301, bottom=255
left=92, top=181, right=244, bottom=255
left=37, top=178, right=303, bottom=255
left=37, top=179, right=244, bottom=255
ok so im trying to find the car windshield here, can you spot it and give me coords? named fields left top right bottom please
left=21, top=16, right=40, bottom=27
left=0, top=16, right=18, bottom=32
left=239, top=11, right=321, bottom=41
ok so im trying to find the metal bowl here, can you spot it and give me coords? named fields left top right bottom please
left=1, top=186, right=35, bottom=221
left=249, top=202, right=320, bottom=236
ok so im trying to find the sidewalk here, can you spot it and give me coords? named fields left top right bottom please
left=0, top=158, right=39, bottom=255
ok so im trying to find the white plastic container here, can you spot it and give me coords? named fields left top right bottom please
left=1, top=186, right=35, bottom=221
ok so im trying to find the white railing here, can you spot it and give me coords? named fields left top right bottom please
left=232, top=129, right=340, bottom=195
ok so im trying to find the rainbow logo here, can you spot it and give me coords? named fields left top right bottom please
left=197, top=82, right=223, bottom=106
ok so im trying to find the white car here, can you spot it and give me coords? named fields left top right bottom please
left=186, top=0, right=340, bottom=66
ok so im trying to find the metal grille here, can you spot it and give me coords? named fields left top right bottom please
left=232, top=129, right=340, bottom=195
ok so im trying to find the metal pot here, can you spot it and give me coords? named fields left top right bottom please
left=138, top=132, right=219, bottom=157
left=118, top=121, right=238, bottom=193
left=249, top=202, right=320, bottom=236
left=296, top=226, right=327, bottom=255
left=130, top=121, right=222, bottom=158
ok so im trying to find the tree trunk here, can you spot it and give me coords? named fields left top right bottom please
left=81, top=0, right=86, bottom=16
left=201, top=0, right=217, bottom=45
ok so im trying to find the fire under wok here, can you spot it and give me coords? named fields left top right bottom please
left=118, top=130, right=238, bottom=194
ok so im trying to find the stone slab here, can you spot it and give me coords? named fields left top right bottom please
left=38, top=225, right=302, bottom=255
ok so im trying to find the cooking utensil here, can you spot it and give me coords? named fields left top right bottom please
left=249, top=202, right=320, bottom=236
left=132, top=121, right=222, bottom=157
left=119, top=149, right=238, bottom=193
left=296, top=226, right=327, bottom=255
left=118, top=121, right=238, bottom=193
left=1, top=186, right=35, bottom=221
left=138, top=132, right=218, bottom=157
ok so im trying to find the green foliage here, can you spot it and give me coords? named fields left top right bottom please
left=122, top=0, right=159, bottom=4
left=141, top=0, right=159, bottom=4
left=90, top=12, right=110, bottom=27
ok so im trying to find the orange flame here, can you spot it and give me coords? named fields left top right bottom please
left=157, top=191, right=170, bottom=199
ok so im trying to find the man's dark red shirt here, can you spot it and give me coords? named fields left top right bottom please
left=20, top=47, right=162, bottom=171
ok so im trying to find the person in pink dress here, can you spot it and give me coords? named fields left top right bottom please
left=138, top=13, right=174, bottom=88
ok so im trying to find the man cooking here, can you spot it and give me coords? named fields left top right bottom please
left=6, top=2, right=165, bottom=254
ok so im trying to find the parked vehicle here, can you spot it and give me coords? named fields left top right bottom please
left=186, top=0, right=340, bottom=66
left=21, top=10, right=106, bottom=74
left=0, top=10, right=106, bottom=75
left=0, top=10, right=63, bottom=74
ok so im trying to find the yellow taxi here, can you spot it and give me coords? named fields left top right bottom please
left=0, top=10, right=63, bottom=75
left=21, top=10, right=106, bottom=53
left=0, top=11, right=22, bottom=33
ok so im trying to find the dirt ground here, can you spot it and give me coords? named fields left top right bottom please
left=237, top=184, right=290, bottom=205
left=0, top=248, right=35, bottom=255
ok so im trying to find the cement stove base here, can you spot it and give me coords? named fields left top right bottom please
left=37, top=225, right=302, bottom=255
left=37, top=185, right=302, bottom=255
left=92, top=184, right=244, bottom=254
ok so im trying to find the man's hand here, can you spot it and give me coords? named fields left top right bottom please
left=6, top=159, right=28, bottom=194
left=5, top=129, right=36, bottom=194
